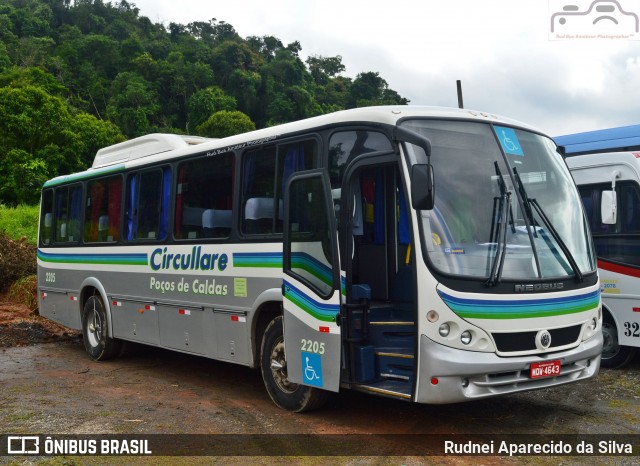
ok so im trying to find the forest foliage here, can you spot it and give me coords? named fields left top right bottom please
left=0, top=0, right=408, bottom=205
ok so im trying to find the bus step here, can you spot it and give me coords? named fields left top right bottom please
left=367, top=321, right=415, bottom=348
left=351, top=380, right=412, bottom=400
left=375, top=348, right=414, bottom=382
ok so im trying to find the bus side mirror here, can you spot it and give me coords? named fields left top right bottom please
left=601, top=190, right=617, bottom=225
left=411, top=164, right=435, bottom=210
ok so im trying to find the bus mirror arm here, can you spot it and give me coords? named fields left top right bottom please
left=394, top=127, right=435, bottom=210
left=394, top=127, right=432, bottom=158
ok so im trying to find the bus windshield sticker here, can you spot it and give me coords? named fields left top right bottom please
left=494, top=126, right=524, bottom=156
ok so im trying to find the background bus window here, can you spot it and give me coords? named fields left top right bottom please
left=40, top=189, right=53, bottom=246
left=54, top=185, right=82, bottom=243
left=84, top=176, right=122, bottom=243
left=174, top=152, right=234, bottom=240
left=579, top=182, right=640, bottom=266
left=242, top=140, right=317, bottom=235
left=126, top=167, right=171, bottom=241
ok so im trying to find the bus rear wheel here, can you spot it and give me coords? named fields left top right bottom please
left=601, top=319, right=636, bottom=369
left=82, top=295, right=122, bottom=361
left=260, top=315, right=329, bottom=412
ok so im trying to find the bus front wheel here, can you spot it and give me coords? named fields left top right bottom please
left=82, top=295, right=122, bottom=361
left=260, top=315, right=329, bottom=412
left=601, top=318, right=636, bottom=369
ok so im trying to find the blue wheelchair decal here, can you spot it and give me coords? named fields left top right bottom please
left=495, top=126, right=524, bottom=156
left=301, top=351, right=323, bottom=387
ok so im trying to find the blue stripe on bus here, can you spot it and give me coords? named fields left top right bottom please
left=283, top=280, right=339, bottom=322
left=37, top=249, right=148, bottom=266
left=438, top=289, right=600, bottom=319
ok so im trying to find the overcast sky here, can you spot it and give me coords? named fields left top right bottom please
left=130, top=0, right=640, bottom=136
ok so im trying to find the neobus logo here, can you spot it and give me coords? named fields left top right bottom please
left=514, top=283, right=564, bottom=293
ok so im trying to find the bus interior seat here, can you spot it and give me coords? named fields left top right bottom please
left=98, top=215, right=109, bottom=241
left=202, top=209, right=232, bottom=238
left=182, top=206, right=205, bottom=238
left=245, top=197, right=274, bottom=234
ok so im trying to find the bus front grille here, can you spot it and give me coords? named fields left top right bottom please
left=491, top=325, right=582, bottom=353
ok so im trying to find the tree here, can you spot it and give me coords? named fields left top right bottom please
left=106, top=71, right=159, bottom=137
left=196, top=110, right=255, bottom=138
left=306, top=55, right=345, bottom=84
left=187, top=86, right=236, bottom=131
left=0, top=149, right=50, bottom=205
left=347, top=71, right=409, bottom=108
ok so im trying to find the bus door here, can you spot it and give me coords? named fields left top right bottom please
left=282, top=169, right=342, bottom=392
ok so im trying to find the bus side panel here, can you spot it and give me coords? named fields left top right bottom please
left=213, top=310, right=250, bottom=363
left=39, top=289, right=81, bottom=330
left=600, top=266, right=640, bottom=348
left=158, top=305, right=210, bottom=355
left=111, top=300, right=160, bottom=345
left=38, top=263, right=82, bottom=330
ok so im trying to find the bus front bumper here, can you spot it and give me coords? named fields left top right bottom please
left=415, top=331, right=603, bottom=404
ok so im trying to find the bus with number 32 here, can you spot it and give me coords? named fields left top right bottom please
left=37, top=106, right=602, bottom=411
left=566, top=152, right=640, bottom=368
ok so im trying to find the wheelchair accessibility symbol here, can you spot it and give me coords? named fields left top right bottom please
left=495, top=126, right=524, bottom=156
left=301, top=351, right=323, bottom=387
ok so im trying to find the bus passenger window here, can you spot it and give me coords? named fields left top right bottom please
left=242, top=140, right=317, bottom=235
left=126, top=167, right=171, bottom=241
left=54, top=185, right=82, bottom=243
left=40, top=189, right=53, bottom=246
left=84, top=176, right=122, bottom=243
left=174, top=152, right=234, bottom=240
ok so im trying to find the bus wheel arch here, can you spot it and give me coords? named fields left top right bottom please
left=81, top=287, right=124, bottom=361
left=252, top=300, right=282, bottom=368
left=601, top=306, right=637, bottom=369
left=260, top=315, right=329, bottom=412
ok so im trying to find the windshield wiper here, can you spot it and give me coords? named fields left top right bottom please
left=512, top=167, right=584, bottom=283
left=486, top=162, right=511, bottom=287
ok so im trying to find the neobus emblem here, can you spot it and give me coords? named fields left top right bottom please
left=535, top=330, right=552, bottom=351
left=514, top=283, right=564, bottom=292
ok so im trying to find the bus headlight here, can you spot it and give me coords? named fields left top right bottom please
left=460, top=330, right=472, bottom=345
left=584, top=317, right=598, bottom=339
left=439, top=323, right=450, bottom=337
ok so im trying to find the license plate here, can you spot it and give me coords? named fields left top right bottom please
left=530, top=360, right=561, bottom=379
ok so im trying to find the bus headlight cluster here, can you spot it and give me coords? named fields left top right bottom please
left=439, top=323, right=450, bottom=337
left=584, top=316, right=598, bottom=339
left=460, top=330, right=472, bottom=345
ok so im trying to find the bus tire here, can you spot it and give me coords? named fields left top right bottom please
left=82, top=295, right=122, bottom=361
left=260, top=315, right=329, bottom=412
left=601, top=318, right=636, bottom=369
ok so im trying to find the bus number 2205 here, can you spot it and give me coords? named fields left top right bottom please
left=301, top=339, right=325, bottom=354
left=45, top=272, right=56, bottom=283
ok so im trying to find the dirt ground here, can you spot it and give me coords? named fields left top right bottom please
left=1, top=298, right=639, bottom=465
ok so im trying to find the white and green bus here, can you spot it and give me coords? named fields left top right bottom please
left=37, top=106, right=602, bottom=412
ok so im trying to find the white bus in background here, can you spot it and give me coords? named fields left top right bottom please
left=566, top=152, right=640, bottom=368
left=37, top=106, right=602, bottom=412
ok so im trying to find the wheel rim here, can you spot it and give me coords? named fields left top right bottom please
left=601, top=322, right=620, bottom=359
left=269, top=336, right=298, bottom=393
left=86, top=303, right=103, bottom=349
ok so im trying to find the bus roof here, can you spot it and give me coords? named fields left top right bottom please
left=555, top=124, right=640, bottom=156
left=565, top=151, right=640, bottom=171
left=44, top=105, right=539, bottom=188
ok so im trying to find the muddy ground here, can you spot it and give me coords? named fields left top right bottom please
left=0, top=298, right=639, bottom=465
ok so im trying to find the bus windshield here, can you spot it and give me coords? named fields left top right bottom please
left=400, top=119, right=596, bottom=281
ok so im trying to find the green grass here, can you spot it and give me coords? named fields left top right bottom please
left=0, top=204, right=39, bottom=244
